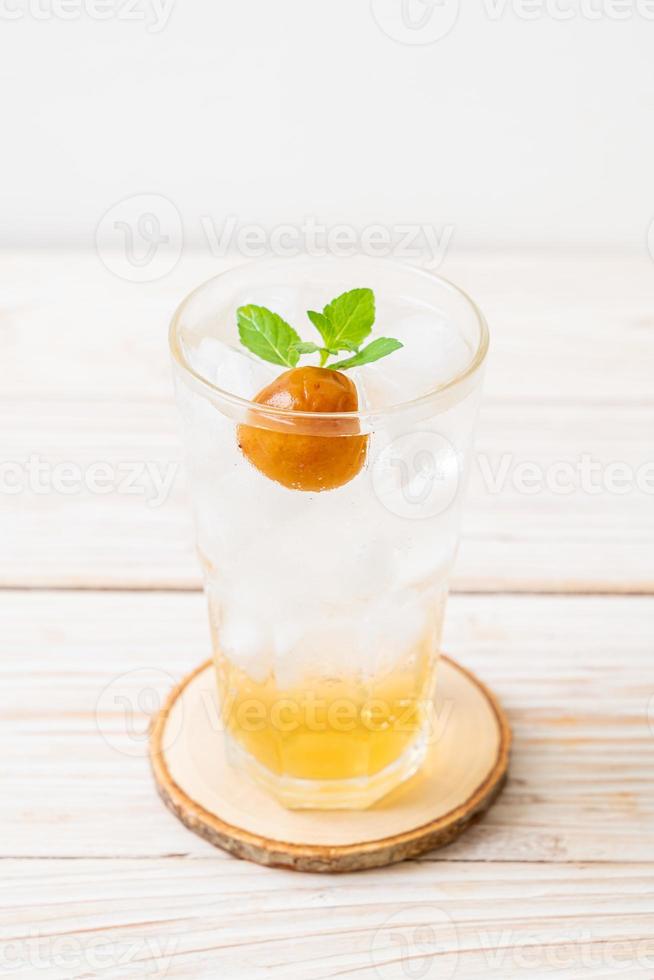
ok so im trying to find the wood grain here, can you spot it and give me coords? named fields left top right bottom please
left=2, top=249, right=653, bottom=592
left=2, top=249, right=653, bottom=977
left=149, top=657, right=511, bottom=871
left=3, top=858, right=654, bottom=979
left=2, top=589, right=653, bottom=976
left=0, top=856, right=654, bottom=980
left=1, top=590, right=652, bottom=864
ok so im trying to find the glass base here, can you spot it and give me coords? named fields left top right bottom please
left=224, top=730, right=428, bottom=810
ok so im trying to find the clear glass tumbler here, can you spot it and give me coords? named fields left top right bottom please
left=170, top=256, right=488, bottom=808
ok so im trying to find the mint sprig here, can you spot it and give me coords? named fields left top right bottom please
left=237, top=305, right=301, bottom=367
left=329, top=337, right=404, bottom=370
left=236, top=287, right=403, bottom=372
left=312, top=288, right=376, bottom=350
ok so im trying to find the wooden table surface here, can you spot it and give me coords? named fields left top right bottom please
left=2, top=249, right=653, bottom=978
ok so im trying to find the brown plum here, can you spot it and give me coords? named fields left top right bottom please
left=237, top=366, right=368, bottom=491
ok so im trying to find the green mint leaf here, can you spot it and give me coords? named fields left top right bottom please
left=326, top=341, right=360, bottom=354
left=237, top=289, right=400, bottom=374
left=329, top=337, right=403, bottom=371
left=306, top=310, right=332, bottom=346
left=322, top=288, right=375, bottom=349
left=291, top=340, right=357, bottom=359
left=291, top=341, right=322, bottom=355
left=237, top=305, right=301, bottom=367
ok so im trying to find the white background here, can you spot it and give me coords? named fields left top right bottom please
left=1, top=0, right=653, bottom=248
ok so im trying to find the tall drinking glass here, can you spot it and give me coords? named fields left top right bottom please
left=170, top=256, right=488, bottom=808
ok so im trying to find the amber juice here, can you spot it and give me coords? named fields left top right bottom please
left=213, top=612, right=439, bottom=800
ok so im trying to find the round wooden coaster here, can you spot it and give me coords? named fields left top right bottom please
left=150, top=656, right=511, bottom=873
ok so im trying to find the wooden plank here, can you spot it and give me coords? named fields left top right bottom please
left=2, top=398, right=196, bottom=589
left=2, top=858, right=653, bottom=978
left=3, top=249, right=651, bottom=978
left=2, top=248, right=653, bottom=405
left=1, top=590, right=652, bottom=864
left=2, top=398, right=652, bottom=591
left=459, top=401, right=654, bottom=593
left=2, top=249, right=652, bottom=592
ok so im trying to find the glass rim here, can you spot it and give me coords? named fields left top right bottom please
left=168, top=257, right=490, bottom=422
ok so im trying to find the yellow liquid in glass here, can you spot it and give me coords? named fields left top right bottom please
left=214, top=652, right=436, bottom=782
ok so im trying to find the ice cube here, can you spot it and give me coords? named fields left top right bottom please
left=235, top=285, right=303, bottom=329
left=356, top=313, right=472, bottom=409
left=191, top=337, right=277, bottom=398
